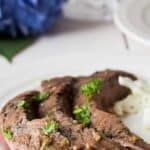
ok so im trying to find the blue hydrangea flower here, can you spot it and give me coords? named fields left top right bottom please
left=0, top=0, right=67, bottom=37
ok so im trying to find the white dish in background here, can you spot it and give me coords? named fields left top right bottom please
left=114, top=0, right=150, bottom=51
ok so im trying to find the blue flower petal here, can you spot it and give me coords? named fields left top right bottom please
left=0, top=0, right=67, bottom=37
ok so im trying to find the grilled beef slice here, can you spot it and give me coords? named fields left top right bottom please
left=0, top=91, right=70, bottom=150
left=73, top=70, right=150, bottom=150
left=40, top=76, right=127, bottom=149
left=1, top=69, right=150, bottom=150
left=0, top=76, right=125, bottom=150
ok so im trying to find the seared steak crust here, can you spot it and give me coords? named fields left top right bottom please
left=74, top=70, right=150, bottom=150
left=0, top=69, right=150, bottom=150
left=40, top=76, right=126, bottom=149
left=0, top=91, right=70, bottom=150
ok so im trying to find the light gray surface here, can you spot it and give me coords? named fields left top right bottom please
left=0, top=19, right=150, bottom=96
left=64, top=0, right=119, bottom=21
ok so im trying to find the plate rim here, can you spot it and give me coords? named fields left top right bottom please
left=0, top=66, right=150, bottom=109
left=114, top=0, right=150, bottom=46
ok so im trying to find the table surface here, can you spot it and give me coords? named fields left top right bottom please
left=0, top=19, right=150, bottom=95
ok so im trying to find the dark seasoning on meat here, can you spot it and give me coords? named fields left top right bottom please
left=0, top=69, right=150, bottom=150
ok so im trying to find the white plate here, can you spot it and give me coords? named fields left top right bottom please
left=1, top=55, right=150, bottom=109
left=0, top=56, right=150, bottom=142
left=115, top=0, right=150, bottom=46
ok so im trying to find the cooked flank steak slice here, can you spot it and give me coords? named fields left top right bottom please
left=0, top=69, right=150, bottom=150
left=40, top=76, right=127, bottom=149
left=73, top=69, right=150, bottom=150
left=0, top=91, right=70, bottom=150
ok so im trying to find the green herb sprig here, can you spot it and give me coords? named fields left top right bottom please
left=81, top=79, right=102, bottom=100
left=3, top=128, right=13, bottom=140
left=73, top=102, right=91, bottom=127
left=17, top=100, right=28, bottom=109
left=32, top=91, right=49, bottom=102
left=73, top=79, right=102, bottom=126
left=43, top=120, right=59, bottom=135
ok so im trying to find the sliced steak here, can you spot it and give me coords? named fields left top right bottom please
left=73, top=69, right=150, bottom=150
left=40, top=76, right=127, bottom=149
left=0, top=91, right=39, bottom=128
left=40, top=77, right=99, bottom=149
left=1, top=69, right=150, bottom=150
left=40, top=76, right=74, bottom=117
left=0, top=91, right=70, bottom=150
left=74, top=69, right=136, bottom=110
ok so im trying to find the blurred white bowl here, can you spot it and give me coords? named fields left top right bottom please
left=114, top=0, right=150, bottom=51
left=64, top=0, right=118, bottom=21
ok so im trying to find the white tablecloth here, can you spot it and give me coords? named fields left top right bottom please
left=0, top=19, right=150, bottom=96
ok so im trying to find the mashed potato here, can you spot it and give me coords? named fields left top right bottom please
left=114, top=76, right=150, bottom=143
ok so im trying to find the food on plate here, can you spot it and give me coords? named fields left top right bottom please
left=114, top=76, right=150, bottom=134
left=114, top=76, right=150, bottom=116
left=0, top=69, right=150, bottom=150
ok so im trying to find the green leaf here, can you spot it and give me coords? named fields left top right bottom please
left=17, top=100, right=29, bottom=109
left=32, top=91, right=49, bottom=102
left=81, top=79, right=103, bottom=100
left=0, top=37, right=36, bottom=61
left=3, top=128, right=13, bottom=140
left=43, top=120, right=59, bottom=135
left=73, top=102, right=91, bottom=127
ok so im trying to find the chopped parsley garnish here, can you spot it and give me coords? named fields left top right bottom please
left=3, top=128, right=13, bottom=140
left=73, top=102, right=91, bottom=127
left=32, top=91, right=49, bottom=102
left=81, top=79, right=102, bottom=99
left=73, top=79, right=102, bottom=126
left=17, top=100, right=28, bottom=108
left=43, top=120, right=59, bottom=135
